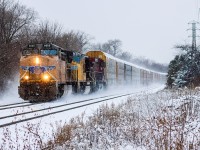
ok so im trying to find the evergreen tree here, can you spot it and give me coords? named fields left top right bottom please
left=167, top=55, right=183, bottom=87
left=167, top=45, right=200, bottom=88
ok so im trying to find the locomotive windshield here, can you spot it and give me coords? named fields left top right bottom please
left=41, top=49, right=58, bottom=56
left=22, top=43, right=61, bottom=56
left=22, top=49, right=58, bottom=56
left=22, top=50, right=39, bottom=56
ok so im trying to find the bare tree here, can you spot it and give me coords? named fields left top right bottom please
left=91, top=42, right=110, bottom=53
left=33, top=20, right=63, bottom=44
left=119, top=51, right=132, bottom=61
left=17, top=24, right=37, bottom=47
left=91, top=43, right=104, bottom=51
left=59, top=31, right=91, bottom=52
left=0, top=0, right=36, bottom=44
left=107, top=39, right=122, bottom=56
left=102, top=42, right=111, bottom=53
left=0, top=0, right=36, bottom=91
left=91, top=39, right=122, bottom=56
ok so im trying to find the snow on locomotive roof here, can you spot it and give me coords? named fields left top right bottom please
left=87, top=50, right=166, bottom=75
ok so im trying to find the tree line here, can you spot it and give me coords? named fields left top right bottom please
left=0, top=0, right=167, bottom=92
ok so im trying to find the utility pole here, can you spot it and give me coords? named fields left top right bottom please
left=188, top=21, right=199, bottom=51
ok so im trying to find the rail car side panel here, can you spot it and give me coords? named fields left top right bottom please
left=125, top=64, right=132, bottom=84
left=132, top=67, right=140, bottom=86
left=118, top=62, right=124, bottom=84
left=106, top=58, right=117, bottom=85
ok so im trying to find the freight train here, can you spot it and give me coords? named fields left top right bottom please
left=18, top=43, right=166, bottom=101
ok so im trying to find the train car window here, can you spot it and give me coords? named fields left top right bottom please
left=41, top=50, right=57, bottom=55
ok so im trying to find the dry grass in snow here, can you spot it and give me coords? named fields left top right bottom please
left=46, top=89, right=200, bottom=150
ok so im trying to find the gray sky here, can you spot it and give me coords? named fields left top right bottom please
left=19, top=0, right=199, bottom=64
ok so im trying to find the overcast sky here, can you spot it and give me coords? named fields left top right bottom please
left=19, top=0, right=199, bottom=64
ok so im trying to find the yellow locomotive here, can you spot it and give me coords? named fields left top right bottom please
left=19, top=43, right=166, bottom=102
left=18, top=43, right=87, bottom=101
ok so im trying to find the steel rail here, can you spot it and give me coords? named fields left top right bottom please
left=0, top=102, right=29, bottom=108
left=0, top=93, right=134, bottom=128
left=0, top=94, right=119, bottom=120
left=0, top=102, right=42, bottom=111
left=0, top=86, right=160, bottom=128
left=0, top=93, right=117, bottom=111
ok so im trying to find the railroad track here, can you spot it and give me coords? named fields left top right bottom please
left=0, top=102, right=43, bottom=111
left=0, top=93, right=118, bottom=120
left=0, top=87, right=161, bottom=128
left=0, top=101, right=30, bottom=108
left=0, top=93, right=117, bottom=111
left=0, top=92, right=138, bottom=128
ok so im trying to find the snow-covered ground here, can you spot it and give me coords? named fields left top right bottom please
left=0, top=79, right=164, bottom=149
left=4, top=85, right=199, bottom=150
left=50, top=89, right=200, bottom=150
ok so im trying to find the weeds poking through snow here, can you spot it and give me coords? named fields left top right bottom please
left=48, top=89, right=200, bottom=149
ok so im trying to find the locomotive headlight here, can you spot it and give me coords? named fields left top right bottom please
left=42, top=74, right=50, bottom=81
left=35, top=57, right=40, bottom=65
left=24, top=75, right=29, bottom=80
